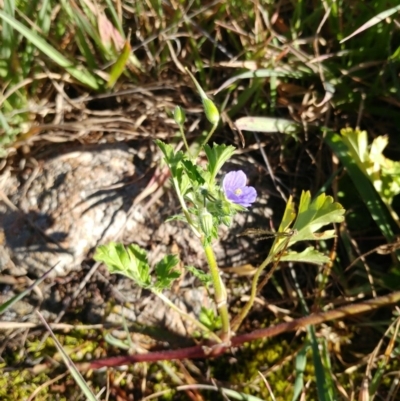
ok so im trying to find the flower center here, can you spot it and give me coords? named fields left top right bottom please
left=235, top=188, right=242, bottom=195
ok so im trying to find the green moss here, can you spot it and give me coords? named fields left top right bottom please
left=0, top=367, right=51, bottom=401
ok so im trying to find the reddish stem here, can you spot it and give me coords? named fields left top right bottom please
left=78, top=290, right=400, bottom=371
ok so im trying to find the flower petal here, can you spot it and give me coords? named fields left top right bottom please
left=223, top=170, right=247, bottom=193
left=224, top=185, right=257, bottom=207
left=238, top=186, right=257, bottom=207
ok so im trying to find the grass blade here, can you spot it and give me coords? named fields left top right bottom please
left=37, top=0, right=51, bottom=33
left=0, top=263, right=58, bottom=315
left=290, top=267, right=335, bottom=401
left=215, top=68, right=310, bottom=94
left=1, top=0, right=16, bottom=59
left=340, top=5, right=400, bottom=43
left=104, top=0, right=124, bottom=35
left=66, top=7, right=99, bottom=70
left=308, top=326, right=334, bottom=401
left=0, top=9, right=101, bottom=90
left=36, top=311, right=99, bottom=401
left=292, top=343, right=309, bottom=401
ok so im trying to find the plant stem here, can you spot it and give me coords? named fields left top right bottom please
left=179, top=126, right=191, bottom=159
left=84, top=290, right=400, bottom=370
left=154, top=290, right=222, bottom=344
left=203, top=242, right=231, bottom=342
left=230, top=253, right=274, bottom=333
left=194, top=123, right=217, bottom=159
left=231, top=235, right=292, bottom=333
left=170, top=176, right=201, bottom=238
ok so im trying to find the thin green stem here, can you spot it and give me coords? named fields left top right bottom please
left=231, top=235, right=292, bottom=333
left=194, top=123, right=217, bottom=159
left=179, top=125, right=191, bottom=159
left=154, top=291, right=222, bottom=344
left=203, top=242, right=231, bottom=342
left=231, top=253, right=274, bottom=333
left=171, top=176, right=201, bottom=238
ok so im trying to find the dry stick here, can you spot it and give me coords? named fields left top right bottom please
left=76, top=290, right=400, bottom=371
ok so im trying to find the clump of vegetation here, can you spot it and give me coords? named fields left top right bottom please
left=1, top=0, right=400, bottom=400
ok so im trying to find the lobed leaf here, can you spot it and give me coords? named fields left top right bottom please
left=203, top=143, right=236, bottom=182
left=290, top=191, right=345, bottom=243
left=199, top=307, right=221, bottom=331
left=94, top=242, right=151, bottom=288
left=186, top=265, right=212, bottom=289
left=155, top=140, right=185, bottom=170
left=340, top=128, right=400, bottom=206
left=325, top=131, right=398, bottom=245
left=280, top=247, right=331, bottom=265
left=181, top=159, right=206, bottom=186
left=154, top=254, right=181, bottom=290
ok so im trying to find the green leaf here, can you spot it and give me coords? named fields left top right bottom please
left=324, top=131, right=398, bottom=245
left=155, top=140, right=189, bottom=198
left=155, top=140, right=185, bottom=174
left=280, top=247, right=331, bottom=265
left=94, top=242, right=151, bottom=288
left=1, top=0, right=15, bottom=59
left=235, top=116, right=300, bottom=134
left=178, top=173, right=192, bottom=196
left=278, top=195, right=297, bottom=232
left=37, top=0, right=52, bottom=34
left=104, top=0, right=125, bottom=35
left=181, top=159, right=205, bottom=186
left=199, top=306, right=221, bottom=331
left=203, top=143, right=236, bottom=182
left=269, top=196, right=298, bottom=253
left=309, top=327, right=335, bottom=401
left=154, top=254, right=181, bottom=290
left=290, top=191, right=345, bottom=243
left=186, top=265, right=212, bottom=289
left=63, top=3, right=98, bottom=70
left=340, top=128, right=400, bottom=205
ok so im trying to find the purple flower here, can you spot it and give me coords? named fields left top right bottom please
left=223, top=170, right=257, bottom=207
